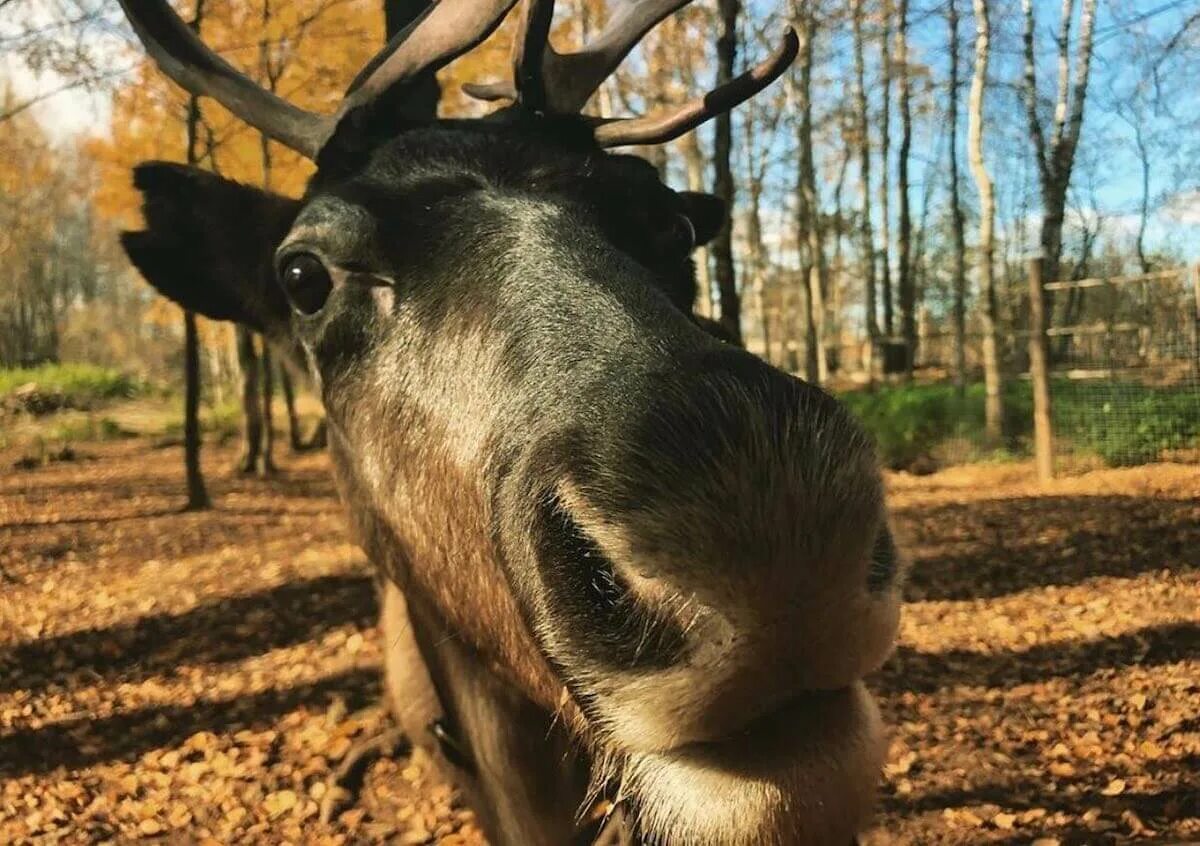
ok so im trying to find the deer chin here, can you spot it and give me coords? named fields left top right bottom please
left=605, top=682, right=884, bottom=846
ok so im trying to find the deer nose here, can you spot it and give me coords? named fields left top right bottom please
left=532, top=351, right=902, bottom=748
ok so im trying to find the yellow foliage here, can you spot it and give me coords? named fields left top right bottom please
left=90, top=0, right=384, bottom=229
left=0, top=93, right=67, bottom=253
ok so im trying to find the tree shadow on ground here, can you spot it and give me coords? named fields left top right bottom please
left=877, top=621, right=1200, bottom=694
left=881, top=759, right=1200, bottom=845
left=0, top=667, right=379, bottom=778
left=0, top=574, right=377, bottom=696
left=895, top=495, right=1198, bottom=602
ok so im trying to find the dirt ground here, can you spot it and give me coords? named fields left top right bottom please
left=1, top=438, right=1197, bottom=844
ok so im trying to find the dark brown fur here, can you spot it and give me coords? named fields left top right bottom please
left=122, top=124, right=903, bottom=845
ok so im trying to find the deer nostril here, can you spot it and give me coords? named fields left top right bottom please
left=868, top=526, right=898, bottom=593
left=539, top=495, right=628, bottom=612
left=533, top=493, right=686, bottom=670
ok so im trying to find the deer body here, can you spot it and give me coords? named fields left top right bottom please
left=116, top=3, right=904, bottom=842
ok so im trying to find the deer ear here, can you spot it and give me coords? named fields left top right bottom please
left=678, top=192, right=726, bottom=248
left=121, top=162, right=300, bottom=336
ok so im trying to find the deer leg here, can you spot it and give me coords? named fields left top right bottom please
left=318, top=722, right=410, bottom=823
left=234, top=326, right=263, bottom=475
left=257, top=343, right=278, bottom=476
left=278, top=363, right=305, bottom=452
left=404, top=588, right=592, bottom=846
left=318, top=578, right=438, bottom=823
left=321, top=578, right=596, bottom=843
left=302, top=417, right=328, bottom=451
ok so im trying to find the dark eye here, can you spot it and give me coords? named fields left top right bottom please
left=278, top=252, right=332, bottom=315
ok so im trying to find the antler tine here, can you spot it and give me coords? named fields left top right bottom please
left=543, top=0, right=694, bottom=113
left=511, top=0, right=557, bottom=113
left=592, top=28, right=799, bottom=147
left=117, top=0, right=332, bottom=158
left=122, top=0, right=522, bottom=159
left=342, top=0, right=521, bottom=112
left=463, top=0, right=693, bottom=113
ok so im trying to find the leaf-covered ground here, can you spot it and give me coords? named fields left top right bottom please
left=1, top=439, right=1196, bottom=844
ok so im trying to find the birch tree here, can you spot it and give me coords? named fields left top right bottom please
left=183, top=0, right=210, bottom=510
left=712, top=0, right=742, bottom=341
left=1021, top=0, right=1099, bottom=290
left=896, top=0, right=914, bottom=376
left=968, top=0, right=1003, bottom=441
left=948, top=0, right=966, bottom=392
left=878, top=0, right=894, bottom=336
left=794, top=0, right=826, bottom=383
left=851, top=0, right=879, bottom=343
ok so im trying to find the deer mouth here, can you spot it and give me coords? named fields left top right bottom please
left=607, top=682, right=885, bottom=846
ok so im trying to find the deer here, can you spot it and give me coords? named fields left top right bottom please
left=115, top=0, right=905, bottom=842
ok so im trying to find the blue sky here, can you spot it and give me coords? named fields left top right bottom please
left=5, top=0, right=1199, bottom=264
left=892, top=0, right=1200, bottom=262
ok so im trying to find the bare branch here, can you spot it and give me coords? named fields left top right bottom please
left=0, top=66, right=131, bottom=124
left=1059, top=0, right=1098, bottom=169
left=1050, top=0, right=1073, bottom=152
left=117, top=0, right=332, bottom=156
left=591, top=28, right=798, bottom=147
left=1021, top=0, right=1051, bottom=186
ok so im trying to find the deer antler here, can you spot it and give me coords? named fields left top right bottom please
left=510, top=0, right=558, bottom=113
left=463, top=0, right=799, bottom=147
left=592, top=30, right=799, bottom=146
left=119, top=0, right=795, bottom=156
left=117, top=0, right=520, bottom=159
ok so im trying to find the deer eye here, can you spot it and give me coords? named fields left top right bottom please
left=279, top=252, right=332, bottom=315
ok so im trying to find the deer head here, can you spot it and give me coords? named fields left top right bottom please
left=118, top=1, right=903, bottom=842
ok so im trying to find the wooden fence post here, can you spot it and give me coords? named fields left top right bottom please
left=1028, top=257, right=1054, bottom=482
left=1192, top=264, right=1200, bottom=373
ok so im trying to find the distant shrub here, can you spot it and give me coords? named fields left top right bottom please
left=161, top=400, right=243, bottom=443
left=0, top=363, right=143, bottom=414
left=839, top=378, right=1200, bottom=470
left=839, top=383, right=968, bottom=469
left=45, top=416, right=135, bottom=443
left=1050, top=381, right=1200, bottom=466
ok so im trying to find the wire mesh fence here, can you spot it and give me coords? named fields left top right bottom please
left=754, top=266, right=1200, bottom=473
left=1041, top=267, right=1200, bottom=471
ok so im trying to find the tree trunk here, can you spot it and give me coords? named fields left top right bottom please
left=243, top=9, right=277, bottom=474
left=680, top=130, right=714, bottom=319
left=968, top=0, right=1003, bottom=442
left=897, top=0, right=915, bottom=378
left=712, top=0, right=742, bottom=342
left=851, top=0, right=879, bottom=347
left=746, top=175, right=770, bottom=364
left=879, top=0, right=894, bottom=336
left=948, top=0, right=967, bottom=394
left=829, top=127, right=852, bottom=361
left=795, top=1, right=826, bottom=384
left=1133, top=121, right=1152, bottom=275
left=383, top=0, right=440, bottom=117
left=183, top=310, right=208, bottom=509
left=1027, top=258, right=1054, bottom=481
left=1021, top=0, right=1098, bottom=326
left=182, top=0, right=209, bottom=511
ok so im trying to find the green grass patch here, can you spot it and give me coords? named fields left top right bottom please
left=43, top=415, right=136, bottom=443
left=1050, top=381, right=1200, bottom=466
left=160, top=400, right=244, bottom=443
left=839, top=378, right=1200, bottom=469
left=0, top=363, right=144, bottom=410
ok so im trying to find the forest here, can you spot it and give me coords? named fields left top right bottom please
left=3, top=0, right=1198, bottom=406
left=2, top=1, right=1199, bottom=844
